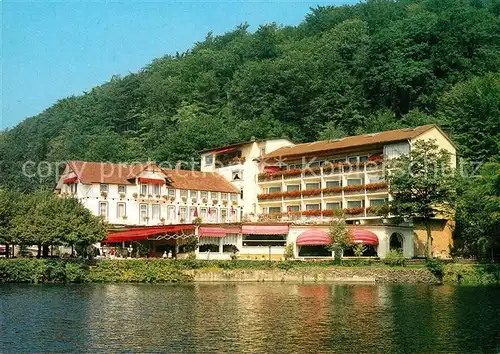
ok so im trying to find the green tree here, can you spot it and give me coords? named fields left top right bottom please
left=455, top=162, right=500, bottom=261
left=0, top=189, right=21, bottom=257
left=10, top=191, right=106, bottom=257
left=328, top=216, right=353, bottom=260
left=438, top=73, right=500, bottom=162
left=388, top=139, right=455, bottom=258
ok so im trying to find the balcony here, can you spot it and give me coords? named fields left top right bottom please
left=257, top=183, right=388, bottom=202
left=258, top=160, right=384, bottom=183
left=258, top=206, right=388, bottom=223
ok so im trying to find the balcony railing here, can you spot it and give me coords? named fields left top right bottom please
left=257, top=183, right=388, bottom=201
left=258, top=160, right=384, bottom=182
left=258, top=205, right=389, bottom=222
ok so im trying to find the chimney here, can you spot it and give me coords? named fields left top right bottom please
left=250, top=136, right=256, bottom=142
left=175, top=161, right=181, bottom=170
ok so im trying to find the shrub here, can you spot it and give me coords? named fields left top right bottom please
left=284, top=243, right=294, bottom=260
left=383, top=250, right=407, bottom=267
left=426, top=259, right=444, bottom=277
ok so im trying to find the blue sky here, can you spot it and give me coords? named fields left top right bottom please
left=2, top=0, right=358, bottom=129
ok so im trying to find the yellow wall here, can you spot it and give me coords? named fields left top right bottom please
left=413, top=219, right=454, bottom=258
left=412, top=127, right=457, bottom=168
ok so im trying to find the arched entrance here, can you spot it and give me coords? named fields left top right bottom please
left=390, top=232, right=403, bottom=252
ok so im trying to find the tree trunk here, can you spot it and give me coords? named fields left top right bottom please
left=425, top=220, right=433, bottom=259
left=37, top=245, right=42, bottom=258
left=5, top=244, right=9, bottom=258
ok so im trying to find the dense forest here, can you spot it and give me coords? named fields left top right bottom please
left=1, top=0, right=499, bottom=192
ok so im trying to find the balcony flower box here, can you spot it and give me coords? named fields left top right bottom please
left=232, top=200, right=238, bottom=206
left=344, top=162, right=363, bottom=173
left=222, top=200, right=228, bottom=206
left=170, top=197, right=176, bottom=202
left=212, top=199, right=218, bottom=206
left=343, top=185, right=364, bottom=194
left=366, top=204, right=390, bottom=217
left=191, top=197, right=197, bottom=203
left=301, top=189, right=322, bottom=197
left=323, top=187, right=342, bottom=196
left=148, top=194, right=153, bottom=199
left=100, top=191, right=108, bottom=199
left=365, top=182, right=388, bottom=192
left=283, top=190, right=301, bottom=199
left=202, top=197, right=208, bottom=204
left=303, top=166, right=322, bottom=177
left=119, top=192, right=126, bottom=200
left=344, top=207, right=365, bottom=216
left=322, top=163, right=343, bottom=175
left=181, top=196, right=187, bottom=203
left=155, top=194, right=161, bottom=199
left=258, top=192, right=282, bottom=201
left=258, top=172, right=281, bottom=182
left=162, top=195, right=169, bottom=200
left=132, top=193, right=138, bottom=199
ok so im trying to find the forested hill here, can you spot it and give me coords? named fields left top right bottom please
left=1, top=0, right=499, bottom=191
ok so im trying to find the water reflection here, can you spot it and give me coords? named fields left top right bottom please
left=0, top=283, right=499, bottom=353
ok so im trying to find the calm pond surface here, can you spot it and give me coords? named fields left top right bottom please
left=0, top=283, right=499, bottom=353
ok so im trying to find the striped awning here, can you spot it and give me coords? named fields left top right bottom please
left=138, top=177, right=165, bottom=184
left=351, top=229, right=379, bottom=245
left=242, top=225, right=289, bottom=235
left=296, top=229, right=331, bottom=246
left=199, top=226, right=241, bottom=237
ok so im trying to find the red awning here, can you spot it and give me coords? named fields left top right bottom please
left=199, top=226, right=241, bottom=237
left=242, top=225, right=289, bottom=235
left=351, top=229, right=379, bottom=245
left=296, top=229, right=331, bottom=246
left=215, top=147, right=235, bottom=154
left=138, top=177, right=165, bottom=185
left=105, top=225, right=194, bottom=243
left=63, top=176, right=78, bottom=184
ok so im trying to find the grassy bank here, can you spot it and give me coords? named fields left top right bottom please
left=0, top=259, right=498, bottom=284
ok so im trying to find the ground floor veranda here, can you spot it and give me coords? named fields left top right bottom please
left=102, top=222, right=415, bottom=260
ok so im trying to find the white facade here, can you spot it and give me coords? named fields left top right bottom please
left=57, top=166, right=241, bottom=226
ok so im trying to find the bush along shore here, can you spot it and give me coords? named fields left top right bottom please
left=0, top=259, right=498, bottom=284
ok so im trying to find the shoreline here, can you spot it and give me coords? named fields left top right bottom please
left=0, top=258, right=498, bottom=285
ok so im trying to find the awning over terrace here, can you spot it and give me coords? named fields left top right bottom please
left=351, top=229, right=379, bottom=245
left=199, top=226, right=241, bottom=237
left=296, top=230, right=330, bottom=246
left=242, top=225, right=289, bottom=235
left=105, top=225, right=194, bottom=243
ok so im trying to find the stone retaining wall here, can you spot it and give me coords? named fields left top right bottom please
left=187, top=267, right=440, bottom=283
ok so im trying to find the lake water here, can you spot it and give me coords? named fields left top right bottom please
left=0, top=283, right=499, bottom=353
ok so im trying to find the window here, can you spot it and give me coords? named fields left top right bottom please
left=370, top=198, right=387, bottom=206
left=205, top=154, right=214, bottom=165
left=152, top=184, right=160, bottom=195
left=243, top=235, right=286, bottom=247
left=347, top=178, right=363, bottom=186
left=210, top=192, right=218, bottom=200
left=334, top=158, right=345, bottom=164
left=288, top=164, right=303, bottom=170
left=70, top=183, right=78, bottom=195
left=209, top=208, right=218, bottom=222
left=141, top=183, right=148, bottom=195
left=140, top=204, right=148, bottom=220
left=201, top=191, right=208, bottom=199
left=190, top=190, right=198, bottom=199
left=221, top=209, right=228, bottom=222
left=167, top=206, right=176, bottom=220
left=179, top=207, right=187, bottom=221
left=348, top=157, right=358, bottom=163
left=180, top=190, right=188, bottom=198
left=189, top=207, right=197, bottom=221
left=306, top=182, right=320, bottom=190
left=240, top=189, right=244, bottom=200
left=268, top=186, right=281, bottom=193
left=117, top=203, right=126, bottom=218
left=100, top=184, right=108, bottom=193
left=230, top=193, right=238, bottom=202
left=152, top=204, right=161, bottom=220
left=306, top=204, right=320, bottom=211
left=200, top=207, right=208, bottom=220
left=232, top=170, right=243, bottom=181
left=360, top=156, right=368, bottom=162
left=286, top=205, right=300, bottom=212
left=167, top=189, right=176, bottom=197
left=326, top=202, right=341, bottom=210
left=287, top=185, right=300, bottom=192
left=99, top=202, right=108, bottom=219
left=309, top=161, right=320, bottom=167
left=326, top=180, right=341, bottom=188
left=260, top=147, right=266, bottom=156
left=368, top=176, right=385, bottom=184
left=221, top=193, right=228, bottom=201
left=268, top=207, right=281, bottom=214
left=347, top=200, right=363, bottom=208
left=118, top=185, right=126, bottom=194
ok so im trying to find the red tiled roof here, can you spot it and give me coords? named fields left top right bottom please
left=260, top=125, right=436, bottom=160
left=64, top=161, right=238, bottom=193
left=162, top=168, right=239, bottom=193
